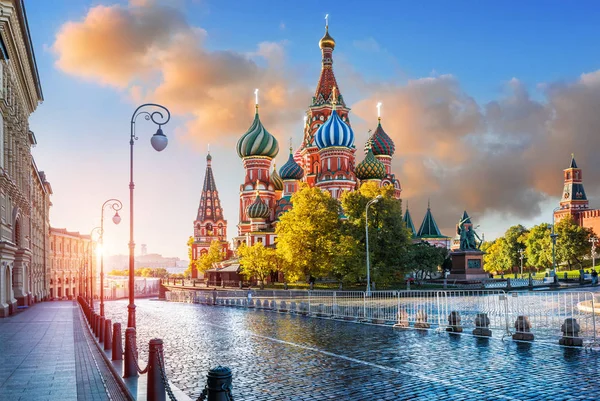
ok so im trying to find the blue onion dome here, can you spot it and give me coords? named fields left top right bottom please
left=279, top=148, right=304, bottom=180
left=356, top=147, right=386, bottom=180
left=314, top=110, right=355, bottom=149
left=365, top=118, right=395, bottom=156
left=270, top=165, right=283, bottom=191
left=246, top=192, right=270, bottom=219
left=237, top=109, right=279, bottom=159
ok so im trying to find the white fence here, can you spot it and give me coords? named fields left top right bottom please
left=165, top=289, right=599, bottom=346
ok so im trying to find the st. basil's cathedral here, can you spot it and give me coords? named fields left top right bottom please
left=191, top=24, right=450, bottom=274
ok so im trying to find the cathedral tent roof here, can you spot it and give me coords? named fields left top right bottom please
left=403, top=205, right=416, bottom=237
left=417, top=204, right=444, bottom=238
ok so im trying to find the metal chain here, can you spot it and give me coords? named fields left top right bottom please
left=157, top=349, right=178, bottom=401
left=128, top=337, right=149, bottom=374
left=195, top=382, right=234, bottom=401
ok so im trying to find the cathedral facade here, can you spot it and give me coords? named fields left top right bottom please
left=234, top=25, right=403, bottom=247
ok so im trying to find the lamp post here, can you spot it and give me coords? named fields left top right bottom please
left=89, top=226, right=103, bottom=310
left=100, top=199, right=122, bottom=317
left=518, top=249, right=524, bottom=278
left=365, top=195, right=382, bottom=296
left=128, top=104, right=171, bottom=329
left=589, top=236, right=598, bottom=270
left=551, top=206, right=561, bottom=282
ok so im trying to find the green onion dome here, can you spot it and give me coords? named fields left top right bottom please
left=356, top=147, right=386, bottom=180
left=237, top=108, right=279, bottom=159
left=270, top=165, right=284, bottom=191
left=279, top=148, right=304, bottom=180
left=246, top=192, right=270, bottom=219
left=365, top=119, right=395, bottom=156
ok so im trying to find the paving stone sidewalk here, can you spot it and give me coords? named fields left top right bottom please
left=0, top=301, right=129, bottom=401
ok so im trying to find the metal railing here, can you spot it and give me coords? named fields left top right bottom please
left=166, top=288, right=600, bottom=346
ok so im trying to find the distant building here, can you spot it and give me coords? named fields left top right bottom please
left=554, top=155, right=600, bottom=235
left=49, top=228, right=96, bottom=300
left=106, top=252, right=182, bottom=272
left=404, top=202, right=451, bottom=248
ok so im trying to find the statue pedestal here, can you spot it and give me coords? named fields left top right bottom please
left=447, top=250, right=488, bottom=281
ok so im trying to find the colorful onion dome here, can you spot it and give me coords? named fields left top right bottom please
left=356, top=147, right=386, bottom=180
left=275, top=195, right=292, bottom=220
left=365, top=118, right=395, bottom=156
left=246, top=192, right=270, bottom=219
left=237, top=108, right=279, bottom=159
left=319, top=27, right=336, bottom=49
left=314, top=110, right=354, bottom=149
left=279, top=149, right=304, bottom=180
left=270, top=165, right=283, bottom=191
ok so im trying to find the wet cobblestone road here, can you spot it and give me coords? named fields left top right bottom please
left=104, top=299, right=600, bottom=400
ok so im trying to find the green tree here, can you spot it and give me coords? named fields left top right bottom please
left=276, top=184, right=346, bottom=280
left=503, top=225, right=529, bottom=269
left=185, top=236, right=199, bottom=277
left=198, top=240, right=225, bottom=273
left=404, top=242, right=445, bottom=283
left=238, top=242, right=276, bottom=289
left=523, top=223, right=553, bottom=271
left=107, top=269, right=127, bottom=276
left=555, top=216, right=593, bottom=269
left=340, top=182, right=411, bottom=285
left=482, top=238, right=511, bottom=274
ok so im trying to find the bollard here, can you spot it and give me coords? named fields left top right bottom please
left=112, top=323, right=123, bottom=361
left=99, top=316, right=105, bottom=343
left=124, top=327, right=139, bottom=378
left=199, top=366, right=233, bottom=401
left=414, top=309, right=430, bottom=329
left=147, top=338, right=166, bottom=401
left=559, top=318, right=583, bottom=346
left=393, top=308, right=409, bottom=329
left=472, top=313, right=492, bottom=337
left=255, top=299, right=262, bottom=309
left=446, top=311, right=463, bottom=333
left=279, top=300, right=288, bottom=312
left=512, top=315, right=534, bottom=341
left=104, top=319, right=112, bottom=351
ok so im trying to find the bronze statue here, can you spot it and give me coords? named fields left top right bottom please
left=457, top=216, right=482, bottom=251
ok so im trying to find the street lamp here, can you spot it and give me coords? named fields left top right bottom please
left=100, top=199, right=122, bottom=317
left=365, top=195, right=383, bottom=296
left=518, top=248, right=524, bottom=278
left=551, top=206, right=561, bottom=282
left=89, top=226, right=103, bottom=310
left=589, top=236, right=598, bottom=270
left=128, top=104, right=171, bottom=328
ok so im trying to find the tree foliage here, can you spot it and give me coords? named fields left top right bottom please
left=503, top=225, right=529, bottom=268
left=555, top=216, right=593, bottom=268
left=238, top=243, right=277, bottom=287
left=404, top=242, right=445, bottom=283
left=275, top=184, right=347, bottom=280
left=185, top=236, right=199, bottom=277
left=340, top=182, right=411, bottom=285
left=523, top=223, right=553, bottom=271
left=481, top=238, right=511, bottom=274
left=198, top=240, right=225, bottom=273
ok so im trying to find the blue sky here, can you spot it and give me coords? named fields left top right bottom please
left=25, top=0, right=600, bottom=259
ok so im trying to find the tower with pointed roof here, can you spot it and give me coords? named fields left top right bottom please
left=416, top=201, right=451, bottom=247
left=403, top=203, right=417, bottom=238
left=192, top=152, right=229, bottom=278
left=554, top=154, right=600, bottom=235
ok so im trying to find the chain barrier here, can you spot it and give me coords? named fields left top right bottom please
left=196, top=383, right=234, bottom=401
left=127, top=337, right=149, bottom=374
left=157, top=349, right=178, bottom=401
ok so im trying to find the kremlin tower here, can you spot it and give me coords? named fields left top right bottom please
left=191, top=152, right=229, bottom=278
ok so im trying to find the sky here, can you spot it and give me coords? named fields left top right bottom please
left=25, top=0, right=600, bottom=260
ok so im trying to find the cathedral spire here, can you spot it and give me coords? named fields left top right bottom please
left=197, top=151, right=223, bottom=222
left=560, top=153, right=588, bottom=210
left=313, top=20, right=344, bottom=108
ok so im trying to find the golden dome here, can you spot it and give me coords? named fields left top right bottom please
left=319, top=27, right=336, bottom=49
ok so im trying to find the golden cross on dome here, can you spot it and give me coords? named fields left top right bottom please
left=377, top=102, right=382, bottom=121
left=325, top=14, right=329, bottom=28
left=331, top=86, right=337, bottom=109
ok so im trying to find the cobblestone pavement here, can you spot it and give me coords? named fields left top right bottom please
left=104, top=299, right=600, bottom=401
left=0, top=301, right=127, bottom=401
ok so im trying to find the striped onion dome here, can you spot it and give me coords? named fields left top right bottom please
left=279, top=149, right=304, bottom=180
left=237, top=109, right=279, bottom=159
left=356, top=147, right=386, bottom=180
left=246, top=192, right=270, bottom=219
left=365, top=119, right=395, bottom=156
left=314, top=110, right=354, bottom=149
left=270, top=165, right=283, bottom=191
